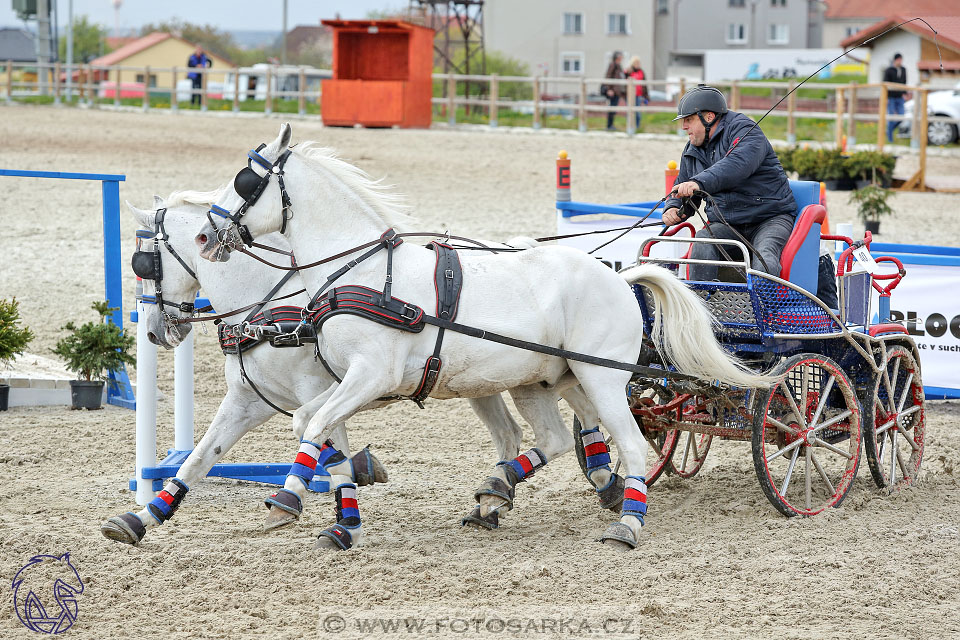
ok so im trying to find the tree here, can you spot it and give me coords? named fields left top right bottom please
left=139, top=19, right=237, bottom=62
left=58, top=15, right=109, bottom=63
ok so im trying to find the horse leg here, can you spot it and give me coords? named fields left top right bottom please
left=461, top=394, right=523, bottom=529
left=561, top=385, right=624, bottom=512
left=474, top=385, right=570, bottom=523
left=283, top=365, right=398, bottom=551
left=101, top=391, right=274, bottom=545
left=569, top=365, right=648, bottom=551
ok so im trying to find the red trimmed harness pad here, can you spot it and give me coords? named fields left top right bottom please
left=306, top=285, right=426, bottom=333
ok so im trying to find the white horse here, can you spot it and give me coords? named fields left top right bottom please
left=101, top=196, right=570, bottom=545
left=194, top=124, right=771, bottom=550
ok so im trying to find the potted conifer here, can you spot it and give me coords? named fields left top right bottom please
left=53, top=301, right=135, bottom=410
left=849, top=184, right=894, bottom=235
left=0, top=297, right=35, bottom=411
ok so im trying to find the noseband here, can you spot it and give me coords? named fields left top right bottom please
left=132, top=207, right=201, bottom=323
left=207, top=143, right=293, bottom=248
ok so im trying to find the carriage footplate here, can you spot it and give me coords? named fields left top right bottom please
left=461, top=504, right=500, bottom=529
left=819, top=428, right=850, bottom=445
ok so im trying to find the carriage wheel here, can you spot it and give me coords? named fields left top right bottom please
left=863, top=345, right=925, bottom=491
left=573, top=415, right=677, bottom=488
left=670, top=431, right=713, bottom=478
left=751, top=353, right=862, bottom=517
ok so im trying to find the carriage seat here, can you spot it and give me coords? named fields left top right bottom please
left=777, top=180, right=825, bottom=295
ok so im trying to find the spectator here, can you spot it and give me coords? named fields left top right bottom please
left=187, top=46, right=212, bottom=107
left=602, top=52, right=626, bottom=131
left=883, top=53, right=907, bottom=143
left=626, top=56, right=650, bottom=130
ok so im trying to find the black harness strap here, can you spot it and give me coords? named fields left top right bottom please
left=236, top=345, right=293, bottom=417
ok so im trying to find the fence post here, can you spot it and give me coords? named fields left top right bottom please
left=676, top=79, right=686, bottom=135
left=730, top=80, right=740, bottom=111
left=876, top=84, right=888, bottom=151
left=142, top=65, right=150, bottom=111
left=53, top=61, right=61, bottom=105
left=81, top=65, right=88, bottom=105
left=6, top=60, right=12, bottom=103
left=489, top=73, right=498, bottom=128
left=201, top=68, right=208, bottom=112
left=626, top=76, right=635, bottom=135
left=447, top=73, right=455, bottom=125
left=910, top=86, right=920, bottom=149
left=834, top=87, right=844, bottom=148
left=233, top=68, right=240, bottom=113
left=578, top=77, right=587, bottom=132
left=918, top=88, right=928, bottom=190
left=533, top=76, right=541, bottom=130
left=846, top=81, right=857, bottom=147
left=170, top=66, right=178, bottom=112
left=265, top=66, right=273, bottom=115
left=298, top=67, right=306, bottom=116
left=114, top=67, right=121, bottom=107
left=786, top=80, right=796, bottom=144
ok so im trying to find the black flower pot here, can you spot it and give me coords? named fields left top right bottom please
left=70, top=380, right=104, bottom=410
left=864, top=219, right=881, bottom=235
left=824, top=179, right=841, bottom=190
left=0, top=384, right=9, bottom=411
left=855, top=179, right=873, bottom=189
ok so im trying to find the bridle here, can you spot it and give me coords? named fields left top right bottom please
left=206, top=143, right=293, bottom=250
left=132, top=207, right=206, bottom=325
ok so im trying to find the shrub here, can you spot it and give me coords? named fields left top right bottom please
left=0, top=298, right=34, bottom=367
left=848, top=184, right=894, bottom=223
left=52, top=301, right=135, bottom=381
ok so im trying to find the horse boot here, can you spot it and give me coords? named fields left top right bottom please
left=599, top=476, right=647, bottom=550
left=101, top=478, right=189, bottom=546
left=580, top=426, right=624, bottom=512
left=350, top=445, right=388, bottom=487
left=315, top=483, right=361, bottom=551
left=467, top=448, right=547, bottom=527
left=263, top=439, right=341, bottom=531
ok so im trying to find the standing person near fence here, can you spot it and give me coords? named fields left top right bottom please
left=602, top=52, right=626, bottom=131
left=883, top=53, right=907, bottom=143
left=626, top=56, right=650, bottom=131
left=187, top=46, right=212, bottom=107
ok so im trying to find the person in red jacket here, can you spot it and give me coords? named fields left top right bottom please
left=626, top=56, right=650, bottom=130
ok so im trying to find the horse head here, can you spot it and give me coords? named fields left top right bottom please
left=197, top=123, right=293, bottom=262
left=128, top=198, right=204, bottom=349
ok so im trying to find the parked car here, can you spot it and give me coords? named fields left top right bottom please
left=901, top=81, right=960, bottom=145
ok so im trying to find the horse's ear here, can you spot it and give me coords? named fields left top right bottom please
left=153, top=195, right=164, bottom=207
left=278, top=122, right=292, bottom=149
left=126, top=201, right=155, bottom=228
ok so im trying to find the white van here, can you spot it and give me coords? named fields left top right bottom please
left=221, top=64, right=332, bottom=102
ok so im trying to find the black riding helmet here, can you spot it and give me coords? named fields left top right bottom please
left=673, top=84, right=728, bottom=138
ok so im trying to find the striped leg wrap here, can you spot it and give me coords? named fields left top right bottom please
left=580, top=427, right=611, bottom=471
left=333, top=483, right=361, bottom=527
left=622, top=476, right=648, bottom=520
left=147, top=478, right=189, bottom=524
left=287, top=439, right=342, bottom=488
left=499, top=448, right=547, bottom=482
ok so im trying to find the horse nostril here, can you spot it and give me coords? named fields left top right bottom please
left=198, top=234, right=208, bottom=244
left=146, top=331, right=160, bottom=345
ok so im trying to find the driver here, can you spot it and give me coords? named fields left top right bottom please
left=662, top=85, right=796, bottom=281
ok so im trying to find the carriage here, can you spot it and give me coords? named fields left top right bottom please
left=571, top=180, right=926, bottom=517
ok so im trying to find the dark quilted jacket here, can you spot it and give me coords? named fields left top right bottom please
left=665, top=111, right=795, bottom=226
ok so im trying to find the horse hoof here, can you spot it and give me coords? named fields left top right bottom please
left=100, top=513, right=146, bottom=546
left=461, top=505, right=499, bottom=530
left=350, top=446, right=388, bottom=487
left=263, top=507, right=298, bottom=532
left=597, top=522, right=639, bottom=550
left=314, top=523, right=356, bottom=550
left=313, top=535, right=344, bottom=550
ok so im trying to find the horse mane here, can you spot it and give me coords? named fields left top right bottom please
left=164, top=185, right=229, bottom=209
left=293, top=142, right=416, bottom=232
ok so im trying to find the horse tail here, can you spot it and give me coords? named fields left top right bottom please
left=619, top=264, right=773, bottom=388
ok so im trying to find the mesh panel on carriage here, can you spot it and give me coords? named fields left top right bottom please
left=751, top=276, right=842, bottom=335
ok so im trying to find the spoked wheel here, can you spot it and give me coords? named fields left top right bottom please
left=573, top=415, right=677, bottom=487
left=752, top=353, right=862, bottom=517
left=864, top=345, right=925, bottom=490
left=670, top=431, right=713, bottom=478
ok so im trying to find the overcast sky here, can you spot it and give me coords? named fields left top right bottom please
left=0, top=1, right=404, bottom=32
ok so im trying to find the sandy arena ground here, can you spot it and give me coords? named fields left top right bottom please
left=1, top=105, right=959, bottom=639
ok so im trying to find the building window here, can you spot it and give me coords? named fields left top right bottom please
left=563, top=12, right=583, bottom=35
left=135, top=73, right=157, bottom=88
left=726, top=23, right=747, bottom=43
left=771, top=0, right=786, bottom=6
left=560, top=52, right=584, bottom=75
left=844, top=25, right=862, bottom=38
left=607, top=13, right=629, bottom=35
left=657, top=0, right=669, bottom=15
left=729, top=0, right=745, bottom=7
left=768, top=24, right=789, bottom=44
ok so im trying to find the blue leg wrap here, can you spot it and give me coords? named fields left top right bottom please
left=147, top=478, right=189, bottom=524
left=580, top=426, right=612, bottom=471
left=286, top=439, right=327, bottom=488
left=622, top=475, right=648, bottom=521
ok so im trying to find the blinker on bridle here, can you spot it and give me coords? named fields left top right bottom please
left=132, top=207, right=199, bottom=319
left=207, top=143, right=293, bottom=248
